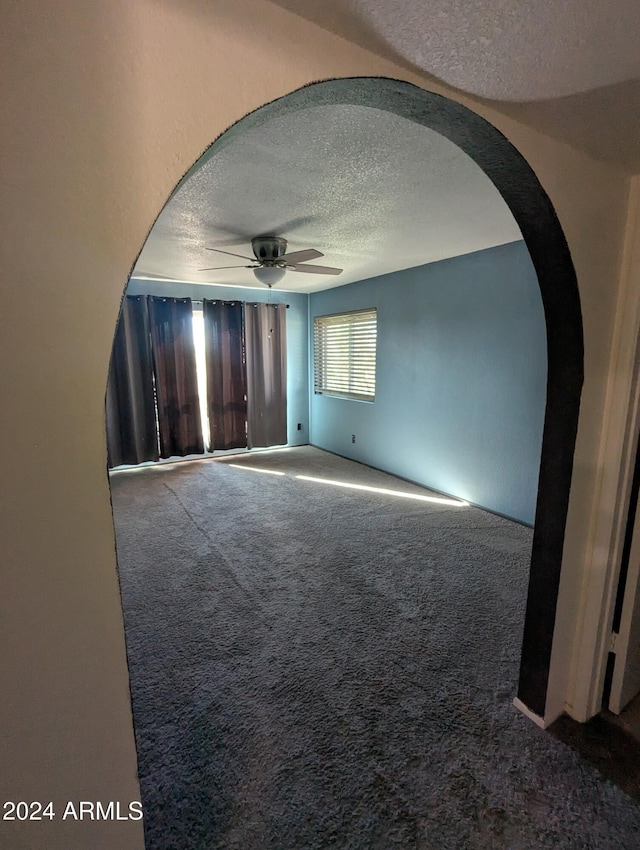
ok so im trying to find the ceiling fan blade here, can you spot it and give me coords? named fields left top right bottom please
left=197, top=264, right=256, bottom=271
left=279, top=248, right=323, bottom=265
left=205, top=247, right=256, bottom=262
left=288, top=263, right=343, bottom=275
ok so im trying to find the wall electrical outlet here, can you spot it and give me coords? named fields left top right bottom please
left=351, top=434, right=356, bottom=443
left=297, top=423, right=302, bottom=431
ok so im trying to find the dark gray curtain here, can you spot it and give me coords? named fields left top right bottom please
left=203, top=300, right=247, bottom=450
left=106, top=295, right=159, bottom=467
left=245, top=302, right=287, bottom=449
left=148, top=296, right=204, bottom=458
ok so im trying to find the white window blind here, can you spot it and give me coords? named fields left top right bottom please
left=314, top=308, right=377, bottom=401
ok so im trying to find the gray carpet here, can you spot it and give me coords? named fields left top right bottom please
left=110, top=446, right=640, bottom=849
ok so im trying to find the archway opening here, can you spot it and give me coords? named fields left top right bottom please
left=108, top=77, right=582, bottom=843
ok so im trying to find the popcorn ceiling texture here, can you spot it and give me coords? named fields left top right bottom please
left=112, top=447, right=640, bottom=849
left=274, top=0, right=640, bottom=100
left=360, top=0, right=640, bottom=99
left=134, top=103, right=521, bottom=292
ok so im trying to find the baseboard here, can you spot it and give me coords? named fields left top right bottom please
left=310, top=444, right=533, bottom=527
left=513, top=697, right=549, bottom=729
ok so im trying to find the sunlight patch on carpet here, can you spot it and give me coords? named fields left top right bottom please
left=296, top=474, right=469, bottom=506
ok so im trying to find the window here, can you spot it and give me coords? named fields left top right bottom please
left=314, top=308, right=377, bottom=401
left=191, top=307, right=211, bottom=452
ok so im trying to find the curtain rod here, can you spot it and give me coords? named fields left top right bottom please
left=130, top=295, right=290, bottom=308
left=190, top=299, right=290, bottom=308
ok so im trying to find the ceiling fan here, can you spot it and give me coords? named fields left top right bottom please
left=199, top=236, right=343, bottom=287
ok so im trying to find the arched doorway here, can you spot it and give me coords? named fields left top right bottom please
left=122, top=77, right=581, bottom=720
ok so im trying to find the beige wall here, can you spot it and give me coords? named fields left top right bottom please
left=0, top=0, right=631, bottom=845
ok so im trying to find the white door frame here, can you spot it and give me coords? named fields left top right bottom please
left=568, top=176, right=640, bottom=722
left=610, top=454, right=640, bottom=713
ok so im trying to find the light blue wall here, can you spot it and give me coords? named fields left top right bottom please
left=128, top=240, right=546, bottom=522
left=308, top=241, right=547, bottom=524
left=126, top=279, right=309, bottom=446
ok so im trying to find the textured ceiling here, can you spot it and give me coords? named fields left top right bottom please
left=271, top=0, right=640, bottom=170
left=134, top=104, right=522, bottom=293
left=274, top=0, right=640, bottom=100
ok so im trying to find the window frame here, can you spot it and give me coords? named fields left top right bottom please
left=313, top=307, right=377, bottom=402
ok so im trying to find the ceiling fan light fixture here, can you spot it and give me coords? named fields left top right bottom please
left=253, top=265, right=286, bottom=287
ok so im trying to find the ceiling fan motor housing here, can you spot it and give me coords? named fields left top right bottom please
left=252, top=236, right=287, bottom=265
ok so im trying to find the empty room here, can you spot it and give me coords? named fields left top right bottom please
left=5, top=4, right=640, bottom=850
left=106, top=80, right=640, bottom=848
